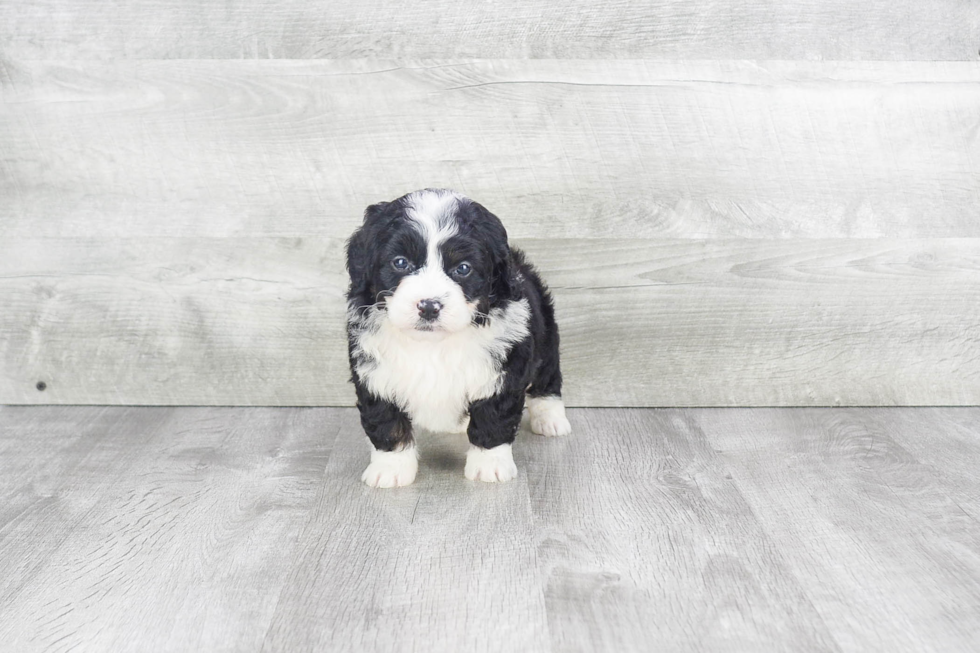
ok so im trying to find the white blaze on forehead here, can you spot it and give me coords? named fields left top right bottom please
left=405, top=189, right=462, bottom=269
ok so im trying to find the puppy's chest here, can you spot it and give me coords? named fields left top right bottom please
left=356, top=328, right=504, bottom=433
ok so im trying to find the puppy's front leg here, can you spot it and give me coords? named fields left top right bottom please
left=355, top=388, right=417, bottom=488
left=464, top=391, right=524, bottom=483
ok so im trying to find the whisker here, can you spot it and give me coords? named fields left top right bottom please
left=350, top=288, right=397, bottom=316
left=471, top=309, right=493, bottom=323
left=354, top=300, right=389, bottom=316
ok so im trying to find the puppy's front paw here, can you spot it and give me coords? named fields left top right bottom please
left=361, top=447, right=418, bottom=488
left=527, top=396, right=571, bottom=437
left=464, top=443, right=518, bottom=483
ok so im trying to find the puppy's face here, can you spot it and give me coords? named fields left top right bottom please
left=347, top=189, right=512, bottom=338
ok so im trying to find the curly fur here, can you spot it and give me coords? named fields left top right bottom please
left=345, top=188, right=569, bottom=485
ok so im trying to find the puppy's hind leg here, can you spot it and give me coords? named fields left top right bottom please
left=526, top=322, right=571, bottom=437
left=526, top=395, right=571, bottom=437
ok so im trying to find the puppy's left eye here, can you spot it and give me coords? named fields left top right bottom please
left=453, top=262, right=472, bottom=278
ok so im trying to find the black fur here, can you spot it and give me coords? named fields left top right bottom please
left=345, top=189, right=563, bottom=454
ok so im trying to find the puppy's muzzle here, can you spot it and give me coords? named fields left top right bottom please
left=417, top=299, right=442, bottom=321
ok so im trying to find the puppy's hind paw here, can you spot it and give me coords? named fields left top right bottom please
left=361, top=447, right=418, bottom=488
left=464, top=444, right=518, bottom=483
left=527, top=396, right=571, bottom=437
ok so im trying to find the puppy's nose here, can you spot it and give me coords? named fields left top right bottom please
left=417, top=299, right=442, bottom=321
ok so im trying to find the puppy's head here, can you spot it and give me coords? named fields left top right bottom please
left=346, top=189, right=516, bottom=338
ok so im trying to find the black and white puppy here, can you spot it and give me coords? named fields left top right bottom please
left=345, top=188, right=571, bottom=487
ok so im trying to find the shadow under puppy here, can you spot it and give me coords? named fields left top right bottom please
left=345, top=188, right=571, bottom=487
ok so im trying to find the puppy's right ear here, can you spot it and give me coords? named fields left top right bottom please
left=346, top=202, right=388, bottom=306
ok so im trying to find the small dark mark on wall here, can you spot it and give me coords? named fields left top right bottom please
left=36, top=381, right=47, bottom=391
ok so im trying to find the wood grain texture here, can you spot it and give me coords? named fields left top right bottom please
left=700, top=408, right=980, bottom=652
left=4, top=60, right=979, bottom=406
left=0, top=237, right=344, bottom=405
left=261, top=411, right=551, bottom=653
left=4, top=406, right=980, bottom=652
left=1, top=1, right=977, bottom=60
left=0, top=406, right=171, bottom=611
left=522, top=408, right=840, bottom=651
left=869, top=409, right=980, bottom=524
left=3, top=237, right=979, bottom=406
left=3, top=60, right=979, bottom=239
left=0, top=406, right=334, bottom=652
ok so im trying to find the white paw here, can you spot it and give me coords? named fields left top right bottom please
left=464, top=443, right=518, bottom=483
left=527, top=396, right=571, bottom=437
left=361, top=446, right=418, bottom=488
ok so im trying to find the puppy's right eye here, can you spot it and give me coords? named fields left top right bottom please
left=392, top=257, right=410, bottom=270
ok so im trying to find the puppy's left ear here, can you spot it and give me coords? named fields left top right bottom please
left=345, top=227, right=371, bottom=306
left=346, top=202, right=389, bottom=306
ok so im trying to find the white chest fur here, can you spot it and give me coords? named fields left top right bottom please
left=352, top=299, right=530, bottom=434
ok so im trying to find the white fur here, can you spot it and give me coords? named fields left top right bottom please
left=405, top=189, right=462, bottom=267
left=361, top=445, right=419, bottom=488
left=351, top=299, right=531, bottom=433
left=385, top=264, right=474, bottom=334
left=527, top=395, right=572, bottom=437
left=464, top=443, right=518, bottom=483
left=385, top=189, right=474, bottom=334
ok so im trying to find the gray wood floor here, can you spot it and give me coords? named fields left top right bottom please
left=1, top=406, right=979, bottom=652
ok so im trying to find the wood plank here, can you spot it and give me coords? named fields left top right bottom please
left=2, top=60, right=979, bottom=239
left=0, top=406, right=334, bottom=651
left=0, top=406, right=172, bottom=609
left=1, top=1, right=976, bottom=60
left=522, top=408, right=840, bottom=651
left=3, top=406, right=980, bottom=650
left=700, top=408, right=980, bottom=651
left=870, top=408, right=980, bottom=523
left=526, top=238, right=980, bottom=407
left=261, top=409, right=551, bottom=653
left=3, top=237, right=979, bottom=406
left=0, top=237, right=344, bottom=405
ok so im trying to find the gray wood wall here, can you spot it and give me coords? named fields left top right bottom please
left=2, top=3, right=979, bottom=406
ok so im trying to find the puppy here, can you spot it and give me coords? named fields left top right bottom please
left=345, top=188, right=571, bottom=487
